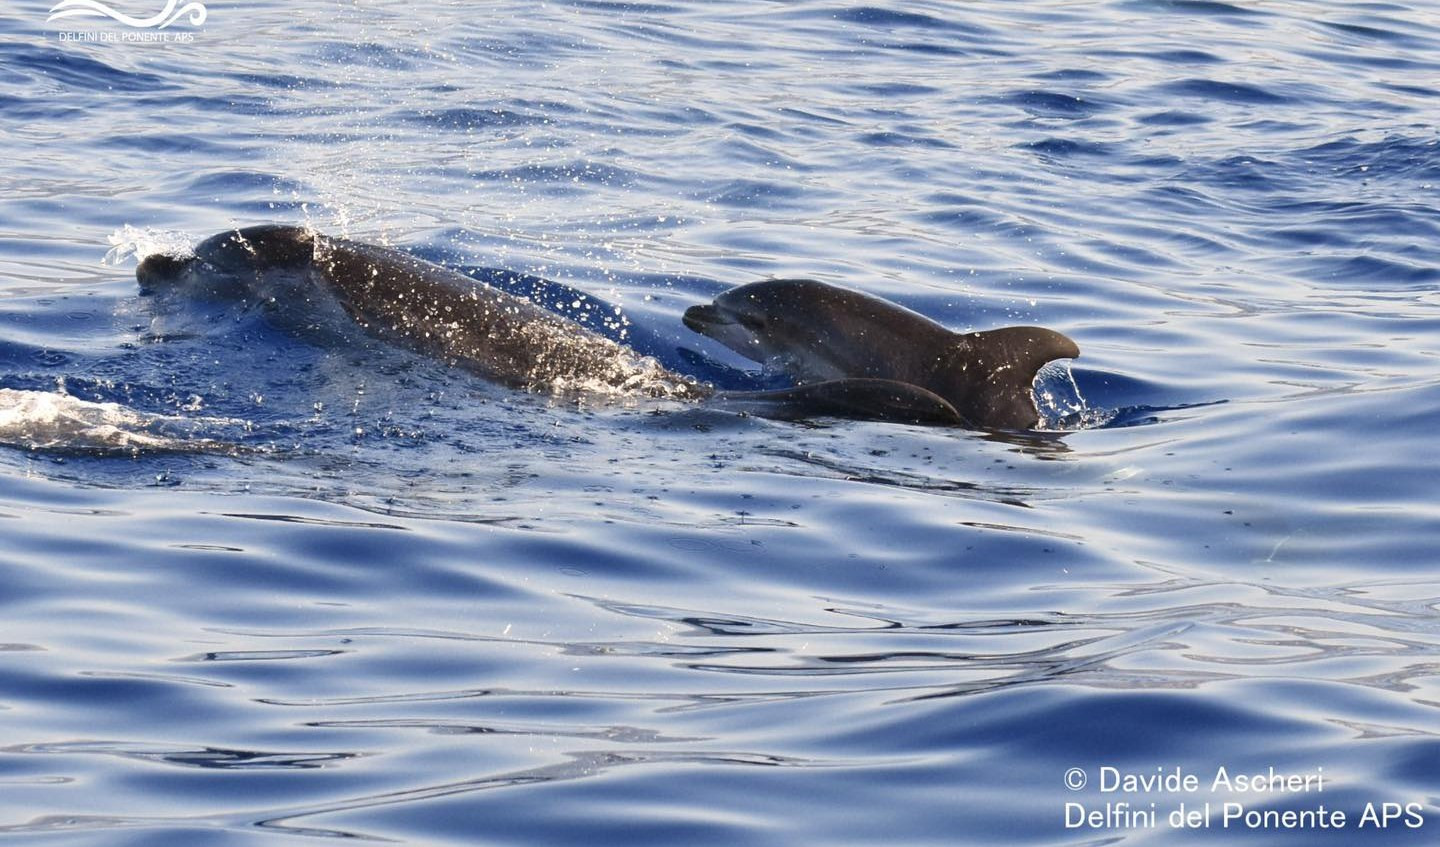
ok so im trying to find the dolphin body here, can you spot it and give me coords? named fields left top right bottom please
left=136, top=225, right=968, bottom=426
left=138, top=224, right=702, bottom=400
left=683, top=279, right=1079, bottom=429
left=137, top=225, right=1073, bottom=428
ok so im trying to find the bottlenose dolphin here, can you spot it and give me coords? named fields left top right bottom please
left=136, top=225, right=965, bottom=425
left=683, top=278, right=1079, bottom=429
left=139, top=225, right=704, bottom=399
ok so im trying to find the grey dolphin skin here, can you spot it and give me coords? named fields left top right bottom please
left=137, top=225, right=1074, bottom=429
left=139, top=224, right=702, bottom=400
left=683, top=279, right=1079, bottom=429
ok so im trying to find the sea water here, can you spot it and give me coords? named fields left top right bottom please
left=0, top=1, right=1437, bottom=844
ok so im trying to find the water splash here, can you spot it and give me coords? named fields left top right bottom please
left=0, top=388, right=241, bottom=453
left=1034, top=360, right=1115, bottom=430
left=103, top=225, right=195, bottom=267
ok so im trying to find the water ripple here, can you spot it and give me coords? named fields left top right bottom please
left=4, top=0, right=1440, bottom=843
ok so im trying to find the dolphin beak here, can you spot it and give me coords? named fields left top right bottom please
left=135, top=253, right=197, bottom=293
left=683, top=301, right=767, bottom=361
left=682, top=303, right=730, bottom=334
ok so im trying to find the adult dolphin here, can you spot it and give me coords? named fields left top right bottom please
left=136, top=225, right=967, bottom=425
left=684, top=279, right=1079, bottom=429
left=139, top=224, right=700, bottom=400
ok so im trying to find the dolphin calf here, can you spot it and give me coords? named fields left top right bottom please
left=683, top=278, right=1079, bottom=429
left=136, top=225, right=967, bottom=425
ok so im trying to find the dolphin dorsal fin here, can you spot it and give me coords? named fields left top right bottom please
left=941, top=327, right=1080, bottom=429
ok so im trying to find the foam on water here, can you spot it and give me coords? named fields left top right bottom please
left=0, top=387, right=241, bottom=452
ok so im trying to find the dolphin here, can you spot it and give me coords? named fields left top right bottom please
left=136, top=225, right=965, bottom=425
left=683, top=278, right=1079, bottom=429
left=139, top=224, right=708, bottom=399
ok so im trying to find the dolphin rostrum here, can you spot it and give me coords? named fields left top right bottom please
left=683, top=278, right=1079, bottom=429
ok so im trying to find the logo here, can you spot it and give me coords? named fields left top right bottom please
left=47, top=0, right=207, bottom=29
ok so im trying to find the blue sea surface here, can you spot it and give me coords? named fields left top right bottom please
left=1, top=1, right=1438, bottom=844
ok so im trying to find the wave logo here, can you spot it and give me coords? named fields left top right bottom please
left=47, top=0, right=208, bottom=29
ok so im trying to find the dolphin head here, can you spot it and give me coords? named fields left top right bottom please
left=136, top=224, right=319, bottom=299
left=683, top=278, right=948, bottom=382
left=190, top=224, right=317, bottom=274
